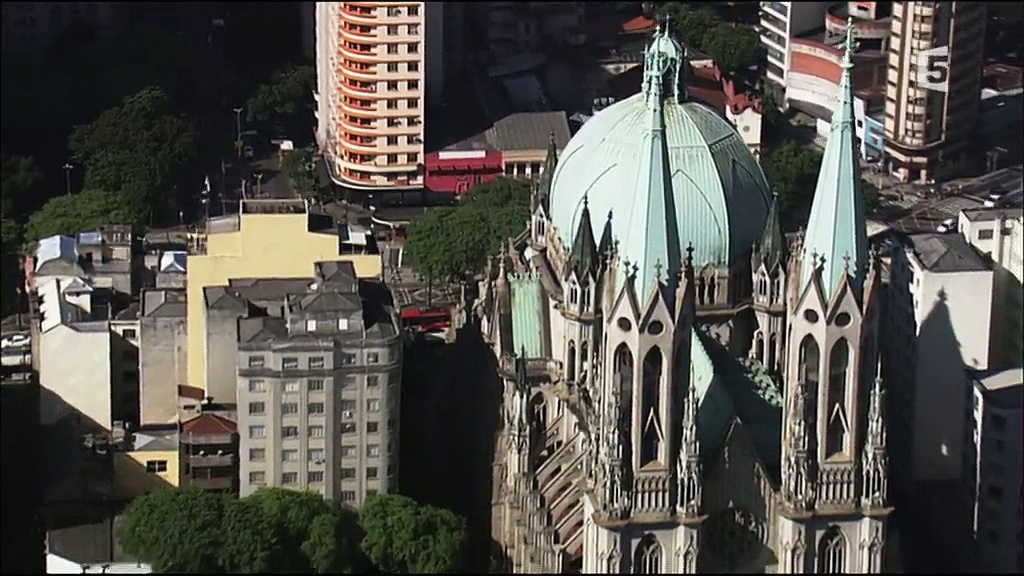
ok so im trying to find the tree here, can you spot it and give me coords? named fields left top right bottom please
left=68, top=86, right=197, bottom=224
left=360, top=494, right=467, bottom=574
left=760, top=142, right=824, bottom=229
left=404, top=178, right=530, bottom=283
left=0, top=217, right=23, bottom=317
left=1, top=155, right=46, bottom=220
left=246, top=64, right=316, bottom=138
left=660, top=4, right=721, bottom=50
left=219, top=497, right=284, bottom=573
left=701, top=23, right=764, bottom=75
left=282, top=148, right=319, bottom=199
left=119, top=487, right=227, bottom=573
left=25, top=189, right=135, bottom=241
left=862, top=180, right=882, bottom=214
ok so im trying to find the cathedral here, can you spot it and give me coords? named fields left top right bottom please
left=473, top=21, right=891, bottom=574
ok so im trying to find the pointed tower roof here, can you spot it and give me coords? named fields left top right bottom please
left=534, top=132, right=559, bottom=213
left=799, top=19, right=869, bottom=301
left=568, top=196, right=599, bottom=279
left=598, top=210, right=614, bottom=258
left=758, top=192, right=786, bottom=272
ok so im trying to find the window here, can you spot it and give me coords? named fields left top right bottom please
left=387, top=6, right=401, bottom=16
left=341, top=399, right=357, bottom=411
left=387, top=154, right=398, bottom=164
left=248, top=379, right=266, bottom=392
left=409, top=80, right=419, bottom=90
left=305, top=319, right=317, bottom=331
left=408, top=153, right=419, bottom=164
left=387, top=81, right=398, bottom=91
left=633, top=534, right=661, bottom=573
left=341, top=468, right=356, bottom=479
left=309, top=425, right=325, bottom=437
left=366, top=467, right=379, bottom=480
left=309, top=356, right=325, bottom=369
left=408, top=62, right=419, bottom=72
left=249, top=471, right=266, bottom=485
left=122, top=329, right=137, bottom=340
left=338, top=318, right=350, bottom=330
left=308, top=379, right=325, bottom=391
left=408, top=24, right=419, bottom=34
left=283, top=357, right=299, bottom=370
left=341, top=423, right=357, bottom=434
left=340, top=353, right=356, bottom=366
left=341, top=491, right=356, bottom=502
left=282, top=449, right=299, bottom=461
left=825, top=340, right=850, bottom=458
left=307, top=471, right=324, bottom=483
left=341, top=445, right=357, bottom=457
left=367, top=399, right=381, bottom=412
left=309, top=402, right=325, bottom=414
left=282, top=472, right=298, bottom=484
left=367, top=375, right=380, bottom=387
left=387, top=44, right=398, bottom=54
left=406, top=98, right=419, bottom=109
left=249, top=448, right=265, bottom=461
left=145, top=460, right=168, bottom=473
left=367, top=352, right=380, bottom=364
left=250, top=425, right=266, bottom=439
left=817, top=527, right=846, bottom=573
left=408, top=5, right=419, bottom=16
left=367, top=444, right=380, bottom=457
left=978, top=229, right=994, bottom=240
left=407, top=43, right=418, bottom=53
left=387, top=136, right=398, bottom=146
left=248, top=356, right=265, bottom=368
left=367, top=421, right=379, bottom=433
left=387, top=25, right=398, bottom=35
left=282, top=426, right=299, bottom=438
left=282, top=403, right=299, bottom=415
left=309, top=449, right=325, bottom=461
left=248, top=402, right=265, bottom=415
left=284, top=381, right=300, bottom=393
left=387, top=63, right=398, bottom=72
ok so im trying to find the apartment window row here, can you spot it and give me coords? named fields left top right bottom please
left=341, top=467, right=381, bottom=480
left=340, top=398, right=383, bottom=413
left=385, top=62, right=419, bottom=73
left=385, top=98, right=421, bottom=110
left=341, top=421, right=381, bottom=434
left=248, top=401, right=326, bottom=415
left=305, top=318, right=350, bottom=332
left=385, top=24, right=420, bottom=35
left=247, top=378, right=326, bottom=393
left=249, top=352, right=384, bottom=370
left=249, top=448, right=328, bottom=462
left=248, top=471, right=324, bottom=485
left=385, top=80, right=420, bottom=92
left=387, top=5, right=419, bottom=17
left=339, top=444, right=381, bottom=458
left=385, top=135, right=419, bottom=146
left=248, top=424, right=328, bottom=439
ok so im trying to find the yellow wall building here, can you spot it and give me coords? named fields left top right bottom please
left=185, top=200, right=382, bottom=393
left=113, top=426, right=181, bottom=500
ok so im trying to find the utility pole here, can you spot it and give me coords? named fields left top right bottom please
left=254, top=172, right=264, bottom=196
left=232, top=107, right=244, bottom=156
left=62, top=163, right=74, bottom=196
left=987, top=147, right=1007, bottom=174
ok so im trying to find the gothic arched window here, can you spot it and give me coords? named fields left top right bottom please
left=826, top=339, right=849, bottom=458
left=640, top=347, right=663, bottom=466
left=633, top=534, right=662, bottom=574
left=567, top=340, right=577, bottom=382
left=614, top=344, right=634, bottom=401
left=768, top=333, right=778, bottom=373
left=817, top=527, right=846, bottom=573
left=755, top=334, right=765, bottom=363
left=798, top=336, right=820, bottom=388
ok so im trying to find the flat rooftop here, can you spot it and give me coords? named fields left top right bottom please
left=973, top=368, right=1024, bottom=410
left=907, top=233, right=990, bottom=273
left=443, top=111, right=571, bottom=154
left=961, top=206, right=1024, bottom=223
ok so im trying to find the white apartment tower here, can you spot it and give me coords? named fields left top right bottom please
left=314, top=2, right=444, bottom=191
left=759, top=2, right=835, bottom=107
left=883, top=1, right=986, bottom=183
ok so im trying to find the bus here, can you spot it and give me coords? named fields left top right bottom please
left=400, top=307, right=452, bottom=333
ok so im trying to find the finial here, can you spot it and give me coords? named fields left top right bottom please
left=623, top=258, right=632, bottom=275
left=582, top=194, right=589, bottom=210
left=842, top=253, right=851, bottom=272
left=685, top=243, right=695, bottom=269
left=548, top=131, right=556, bottom=147
left=842, top=18, right=855, bottom=71
left=772, top=189, right=779, bottom=200
left=632, top=263, right=639, bottom=276
left=654, top=259, right=663, bottom=281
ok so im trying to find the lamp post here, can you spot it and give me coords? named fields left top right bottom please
left=254, top=172, right=264, bottom=196
left=62, top=163, right=74, bottom=196
left=232, top=107, right=244, bottom=156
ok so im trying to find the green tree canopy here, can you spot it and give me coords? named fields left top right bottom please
left=219, top=497, right=284, bottom=573
left=404, top=178, right=530, bottom=283
left=25, top=189, right=135, bottom=241
left=119, top=487, right=227, bottom=573
left=68, top=86, right=197, bottom=224
left=360, top=494, right=466, bottom=574
left=246, top=64, right=316, bottom=137
left=660, top=4, right=721, bottom=49
left=282, top=148, right=319, bottom=199
left=701, top=23, right=763, bottom=75
left=1, top=155, right=46, bottom=220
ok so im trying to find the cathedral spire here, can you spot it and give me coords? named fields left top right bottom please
left=676, top=375, right=702, bottom=516
left=799, top=18, right=868, bottom=302
left=757, top=191, right=786, bottom=272
left=862, top=359, right=889, bottom=509
left=534, top=132, right=559, bottom=213
left=568, top=195, right=599, bottom=279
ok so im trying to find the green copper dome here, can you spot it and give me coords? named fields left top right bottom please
left=549, top=34, right=771, bottom=290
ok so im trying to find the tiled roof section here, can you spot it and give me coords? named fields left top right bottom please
left=115, top=302, right=141, bottom=321
left=143, top=288, right=187, bottom=317
left=298, top=291, right=362, bottom=313
left=34, top=235, right=79, bottom=273
left=489, top=112, right=571, bottom=152
left=178, top=385, right=205, bottom=401
left=182, top=413, right=236, bottom=435
left=228, top=278, right=313, bottom=303
left=204, top=286, right=249, bottom=311
left=158, top=251, right=187, bottom=273
left=510, top=274, right=547, bottom=358
left=908, top=233, right=991, bottom=273
left=622, top=15, right=656, bottom=33
left=238, top=316, right=288, bottom=344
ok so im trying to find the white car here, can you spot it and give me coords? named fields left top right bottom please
left=243, top=145, right=254, bottom=159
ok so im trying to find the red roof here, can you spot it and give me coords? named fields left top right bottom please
left=622, top=16, right=656, bottom=33
left=182, top=413, right=236, bottom=435
left=178, top=385, right=205, bottom=401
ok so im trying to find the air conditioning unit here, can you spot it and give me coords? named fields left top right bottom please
left=314, top=459, right=324, bottom=465
left=344, top=410, right=354, bottom=419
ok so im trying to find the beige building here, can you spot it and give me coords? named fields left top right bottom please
left=314, top=2, right=437, bottom=190
left=1, top=2, right=128, bottom=57
left=883, top=1, right=986, bottom=183
left=139, top=288, right=188, bottom=426
left=232, top=261, right=402, bottom=506
left=958, top=207, right=1024, bottom=369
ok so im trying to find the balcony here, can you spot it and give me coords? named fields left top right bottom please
left=341, top=5, right=377, bottom=24
left=189, top=453, right=236, bottom=468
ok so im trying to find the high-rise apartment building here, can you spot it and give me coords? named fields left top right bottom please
left=883, top=1, right=986, bottom=183
left=759, top=2, right=835, bottom=106
left=314, top=2, right=439, bottom=191
left=234, top=261, right=402, bottom=506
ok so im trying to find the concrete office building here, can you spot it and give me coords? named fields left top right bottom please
left=185, top=198, right=381, bottom=402
left=962, top=368, right=1023, bottom=574
left=883, top=1, right=987, bottom=183
left=886, top=232, right=994, bottom=494
left=760, top=2, right=835, bottom=106
left=314, top=2, right=438, bottom=191
left=233, top=261, right=402, bottom=506
left=959, top=207, right=1024, bottom=369
left=139, top=288, right=188, bottom=426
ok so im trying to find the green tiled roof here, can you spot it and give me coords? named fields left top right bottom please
left=510, top=273, right=547, bottom=358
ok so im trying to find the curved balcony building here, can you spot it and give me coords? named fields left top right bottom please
left=315, top=2, right=433, bottom=191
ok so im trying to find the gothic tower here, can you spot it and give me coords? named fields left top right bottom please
left=776, top=20, right=890, bottom=574
left=530, top=133, right=558, bottom=249
left=750, top=193, right=788, bottom=374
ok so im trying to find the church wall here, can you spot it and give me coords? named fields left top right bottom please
left=549, top=298, right=567, bottom=374
left=776, top=514, right=885, bottom=573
